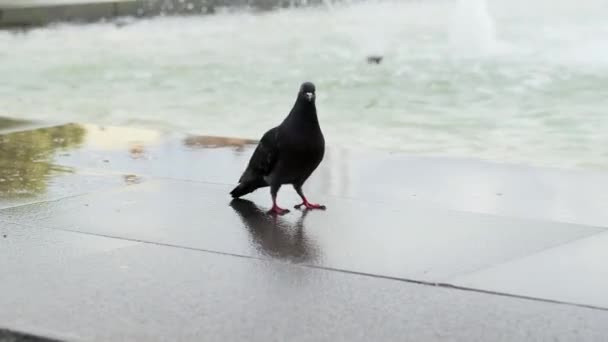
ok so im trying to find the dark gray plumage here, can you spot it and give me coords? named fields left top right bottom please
left=230, top=82, right=326, bottom=215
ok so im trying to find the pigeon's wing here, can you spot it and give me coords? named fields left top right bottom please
left=238, top=126, right=280, bottom=183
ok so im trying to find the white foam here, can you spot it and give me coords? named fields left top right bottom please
left=1, top=0, right=608, bottom=170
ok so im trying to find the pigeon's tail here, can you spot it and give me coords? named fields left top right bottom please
left=229, top=184, right=251, bottom=198
left=229, top=179, right=266, bottom=198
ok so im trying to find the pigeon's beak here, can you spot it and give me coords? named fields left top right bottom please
left=305, top=92, right=314, bottom=102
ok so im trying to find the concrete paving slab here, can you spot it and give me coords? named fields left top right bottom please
left=3, top=123, right=608, bottom=339
left=2, top=123, right=608, bottom=297
left=0, top=170, right=131, bottom=210
left=0, top=124, right=130, bottom=209
left=2, top=178, right=604, bottom=284
left=0, top=223, right=139, bottom=274
left=2, top=241, right=608, bottom=342
left=53, top=124, right=608, bottom=228
left=449, top=231, right=608, bottom=308
left=337, top=152, right=608, bottom=228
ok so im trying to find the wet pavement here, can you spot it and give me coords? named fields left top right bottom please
left=1, top=122, right=608, bottom=341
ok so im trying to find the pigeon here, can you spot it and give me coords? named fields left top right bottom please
left=366, top=55, right=383, bottom=64
left=230, top=82, right=326, bottom=215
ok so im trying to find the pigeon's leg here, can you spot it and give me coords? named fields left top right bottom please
left=293, top=185, right=326, bottom=210
left=269, top=184, right=290, bottom=215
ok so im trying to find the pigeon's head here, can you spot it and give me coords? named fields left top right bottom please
left=298, top=82, right=316, bottom=103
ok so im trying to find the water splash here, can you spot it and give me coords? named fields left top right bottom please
left=448, top=0, right=498, bottom=56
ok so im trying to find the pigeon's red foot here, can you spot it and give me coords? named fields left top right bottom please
left=268, top=204, right=290, bottom=215
left=294, top=201, right=326, bottom=210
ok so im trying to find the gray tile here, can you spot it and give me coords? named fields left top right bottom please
left=340, top=153, right=608, bottom=228
left=2, top=179, right=602, bottom=283
left=57, top=125, right=608, bottom=228
left=0, top=171, right=130, bottom=210
left=449, top=232, right=608, bottom=308
left=1, top=243, right=608, bottom=342
left=7, top=124, right=608, bottom=228
left=0, top=124, right=128, bottom=209
left=0, top=223, right=139, bottom=274
left=1, top=124, right=608, bottom=340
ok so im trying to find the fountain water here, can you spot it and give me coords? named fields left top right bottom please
left=448, top=0, right=497, bottom=56
left=1, top=0, right=608, bottom=170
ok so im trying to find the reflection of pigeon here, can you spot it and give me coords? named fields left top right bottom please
left=230, top=198, right=317, bottom=263
left=230, top=82, right=326, bottom=215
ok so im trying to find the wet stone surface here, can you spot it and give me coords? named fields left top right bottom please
left=1, top=122, right=608, bottom=340
left=0, top=123, right=125, bottom=209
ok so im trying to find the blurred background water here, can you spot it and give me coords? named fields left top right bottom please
left=1, top=0, right=607, bottom=170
